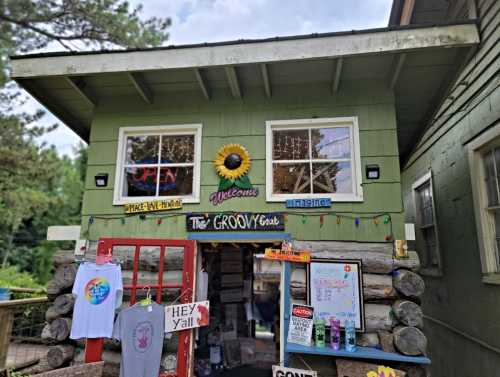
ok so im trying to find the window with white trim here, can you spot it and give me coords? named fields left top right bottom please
left=412, top=172, right=441, bottom=272
left=265, top=117, right=363, bottom=202
left=468, top=124, right=500, bottom=277
left=113, top=124, right=202, bottom=204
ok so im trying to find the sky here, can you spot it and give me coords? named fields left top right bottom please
left=31, top=0, right=393, bottom=157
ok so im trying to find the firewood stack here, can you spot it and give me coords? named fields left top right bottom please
left=16, top=250, right=77, bottom=375
left=291, top=241, right=428, bottom=377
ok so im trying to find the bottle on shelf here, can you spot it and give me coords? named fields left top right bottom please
left=314, top=318, right=326, bottom=348
left=345, top=319, right=356, bottom=352
left=330, top=317, right=341, bottom=350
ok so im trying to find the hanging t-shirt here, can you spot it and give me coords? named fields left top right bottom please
left=113, top=302, right=165, bottom=377
left=70, top=262, right=123, bottom=339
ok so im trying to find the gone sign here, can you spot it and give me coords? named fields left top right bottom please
left=272, top=366, right=317, bottom=377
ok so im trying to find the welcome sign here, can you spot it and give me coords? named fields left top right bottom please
left=164, top=301, right=210, bottom=332
left=186, top=213, right=285, bottom=232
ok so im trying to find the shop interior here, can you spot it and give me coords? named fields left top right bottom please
left=195, top=242, right=281, bottom=377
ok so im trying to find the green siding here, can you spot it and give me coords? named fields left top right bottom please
left=82, top=80, right=403, bottom=242
left=401, top=1, right=500, bottom=375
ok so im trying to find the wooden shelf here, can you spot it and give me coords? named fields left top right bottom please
left=285, top=343, right=431, bottom=365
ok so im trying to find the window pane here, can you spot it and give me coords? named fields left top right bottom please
left=312, top=162, right=352, bottom=193
left=158, top=167, right=193, bottom=196
left=161, top=135, right=194, bottom=163
left=422, top=227, right=438, bottom=266
left=493, top=210, right=500, bottom=269
left=483, top=151, right=499, bottom=206
left=417, top=183, right=434, bottom=226
left=272, top=130, right=309, bottom=160
left=123, top=167, right=158, bottom=197
left=311, top=127, right=351, bottom=159
left=273, top=163, right=311, bottom=194
left=126, top=135, right=159, bottom=164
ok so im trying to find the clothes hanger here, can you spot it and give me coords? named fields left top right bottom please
left=138, top=286, right=152, bottom=306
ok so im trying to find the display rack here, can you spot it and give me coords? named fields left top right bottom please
left=282, top=261, right=431, bottom=366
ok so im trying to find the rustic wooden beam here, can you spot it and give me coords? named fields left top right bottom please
left=65, top=77, right=98, bottom=107
left=194, top=68, right=210, bottom=100
left=332, top=58, right=343, bottom=93
left=261, top=63, right=272, bottom=98
left=389, top=53, right=406, bottom=90
left=128, top=72, right=153, bottom=104
left=225, top=66, right=242, bottom=99
left=400, top=0, right=415, bottom=25
left=467, top=0, right=477, bottom=19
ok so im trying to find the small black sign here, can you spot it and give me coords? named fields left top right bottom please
left=186, top=213, right=285, bottom=232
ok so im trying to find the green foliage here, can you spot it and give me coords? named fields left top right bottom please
left=0, top=0, right=170, bottom=85
left=0, top=266, right=44, bottom=299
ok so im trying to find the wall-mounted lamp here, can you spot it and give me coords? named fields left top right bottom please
left=365, top=165, right=380, bottom=180
left=95, top=173, right=109, bottom=187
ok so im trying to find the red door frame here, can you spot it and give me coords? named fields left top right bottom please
left=85, top=237, right=197, bottom=377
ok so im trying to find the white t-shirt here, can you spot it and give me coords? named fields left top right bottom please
left=70, top=262, right=123, bottom=339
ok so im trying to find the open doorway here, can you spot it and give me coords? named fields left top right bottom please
left=195, top=242, right=281, bottom=377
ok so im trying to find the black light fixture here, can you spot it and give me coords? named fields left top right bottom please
left=95, top=173, right=109, bottom=187
left=365, top=165, right=380, bottom=180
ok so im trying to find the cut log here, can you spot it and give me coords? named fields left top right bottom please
left=365, top=304, right=396, bottom=331
left=356, top=333, right=379, bottom=348
left=30, top=361, right=105, bottom=377
left=47, top=344, right=75, bottom=368
left=18, top=356, right=53, bottom=375
left=52, top=294, right=75, bottom=316
left=42, top=318, right=72, bottom=343
left=290, top=270, right=397, bottom=300
left=45, top=306, right=61, bottom=322
left=377, top=330, right=396, bottom=353
left=293, top=241, right=395, bottom=274
left=363, top=274, right=397, bottom=300
left=392, top=300, right=423, bottom=329
left=47, top=264, right=77, bottom=298
left=52, top=250, right=75, bottom=267
left=336, top=359, right=406, bottom=377
left=393, top=270, right=425, bottom=299
left=393, top=326, right=427, bottom=356
left=394, top=251, right=420, bottom=272
left=122, top=270, right=182, bottom=287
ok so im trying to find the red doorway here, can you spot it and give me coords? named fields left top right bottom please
left=85, top=237, right=196, bottom=377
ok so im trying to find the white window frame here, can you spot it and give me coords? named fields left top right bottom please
left=265, top=117, right=363, bottom=202
left=412, top=171, right=442, bottom=275
left=113, top=124, right=202, bottom=205
left=468, top=123, right=500, bottom=280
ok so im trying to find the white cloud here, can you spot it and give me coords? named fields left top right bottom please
left=27, top=0, right=393, bottom=156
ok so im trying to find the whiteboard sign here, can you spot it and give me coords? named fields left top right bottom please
left=308, top=259, right=364, bottom=331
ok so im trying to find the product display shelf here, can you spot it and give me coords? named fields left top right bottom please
left=282, top=262, right=431, bottom=366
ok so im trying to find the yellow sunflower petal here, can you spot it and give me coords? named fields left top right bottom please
left=213, top=144, right=252, bottom=180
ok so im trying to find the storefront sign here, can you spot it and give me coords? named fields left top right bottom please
left=124, top=198, right=182, bottom=214
left=285, top=198, right=331, bottom=208
left=272, top=366, right=317, bottom=377
left=308, top=259, right=365, bottom=331
left=164, top=300, right=209, bottom=332
left=209, top=187, right=259, bottom=205
left=186, top=213, right=285, bottom=232
left=287, top=304, right=314, bottom=347
left=264, top=248, right=311, bottom=263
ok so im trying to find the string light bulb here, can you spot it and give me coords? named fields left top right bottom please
left=320, top=215, right=325, bottom=227
left=355, top=218, right=360, bottom=227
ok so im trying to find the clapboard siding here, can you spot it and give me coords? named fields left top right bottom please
left=82, top=79, right=404, bottom=241
left=401, top=0, right=500, bottom=372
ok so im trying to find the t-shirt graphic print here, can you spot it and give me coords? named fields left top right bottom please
left=113, top=302, right=165, bottom=377
left=70, top=262, right=123, bottom=339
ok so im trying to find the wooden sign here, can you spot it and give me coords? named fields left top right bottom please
left=286, top=198, right=331, bottom=208
left=124, top=198, right=182, bottom=214
left=272, top=366, right=317, bottom=377
left=164, top=301, right=209, bottom=332
left=308, top=259, right=365, bottom=331
left=186, top=213, right=285, bottom=232
left=287, top=304, right=314, bottom=347
left=264, top=248, right=311, bottom=263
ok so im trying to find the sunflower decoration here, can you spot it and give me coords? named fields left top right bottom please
left=214, top=144, right=253, bottom=191
left=366, top=366, right=397, bottom=377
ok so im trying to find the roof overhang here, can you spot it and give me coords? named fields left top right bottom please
left=10, top=22, right=480, bottom=159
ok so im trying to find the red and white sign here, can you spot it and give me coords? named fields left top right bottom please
left=165, top=301, right=210, bottom=332
left=287, top=304, right=314, bottom=347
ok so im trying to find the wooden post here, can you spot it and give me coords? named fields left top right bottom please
left=0, top=307, right=14, bottom=370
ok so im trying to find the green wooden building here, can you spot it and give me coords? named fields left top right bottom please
left=10, top=2, right=483, bottom=375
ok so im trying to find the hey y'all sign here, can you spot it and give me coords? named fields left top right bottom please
left=165, top=301, right=210, bottom=332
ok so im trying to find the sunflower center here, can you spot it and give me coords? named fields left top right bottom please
left=224, top=153, right=242, bottom=170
